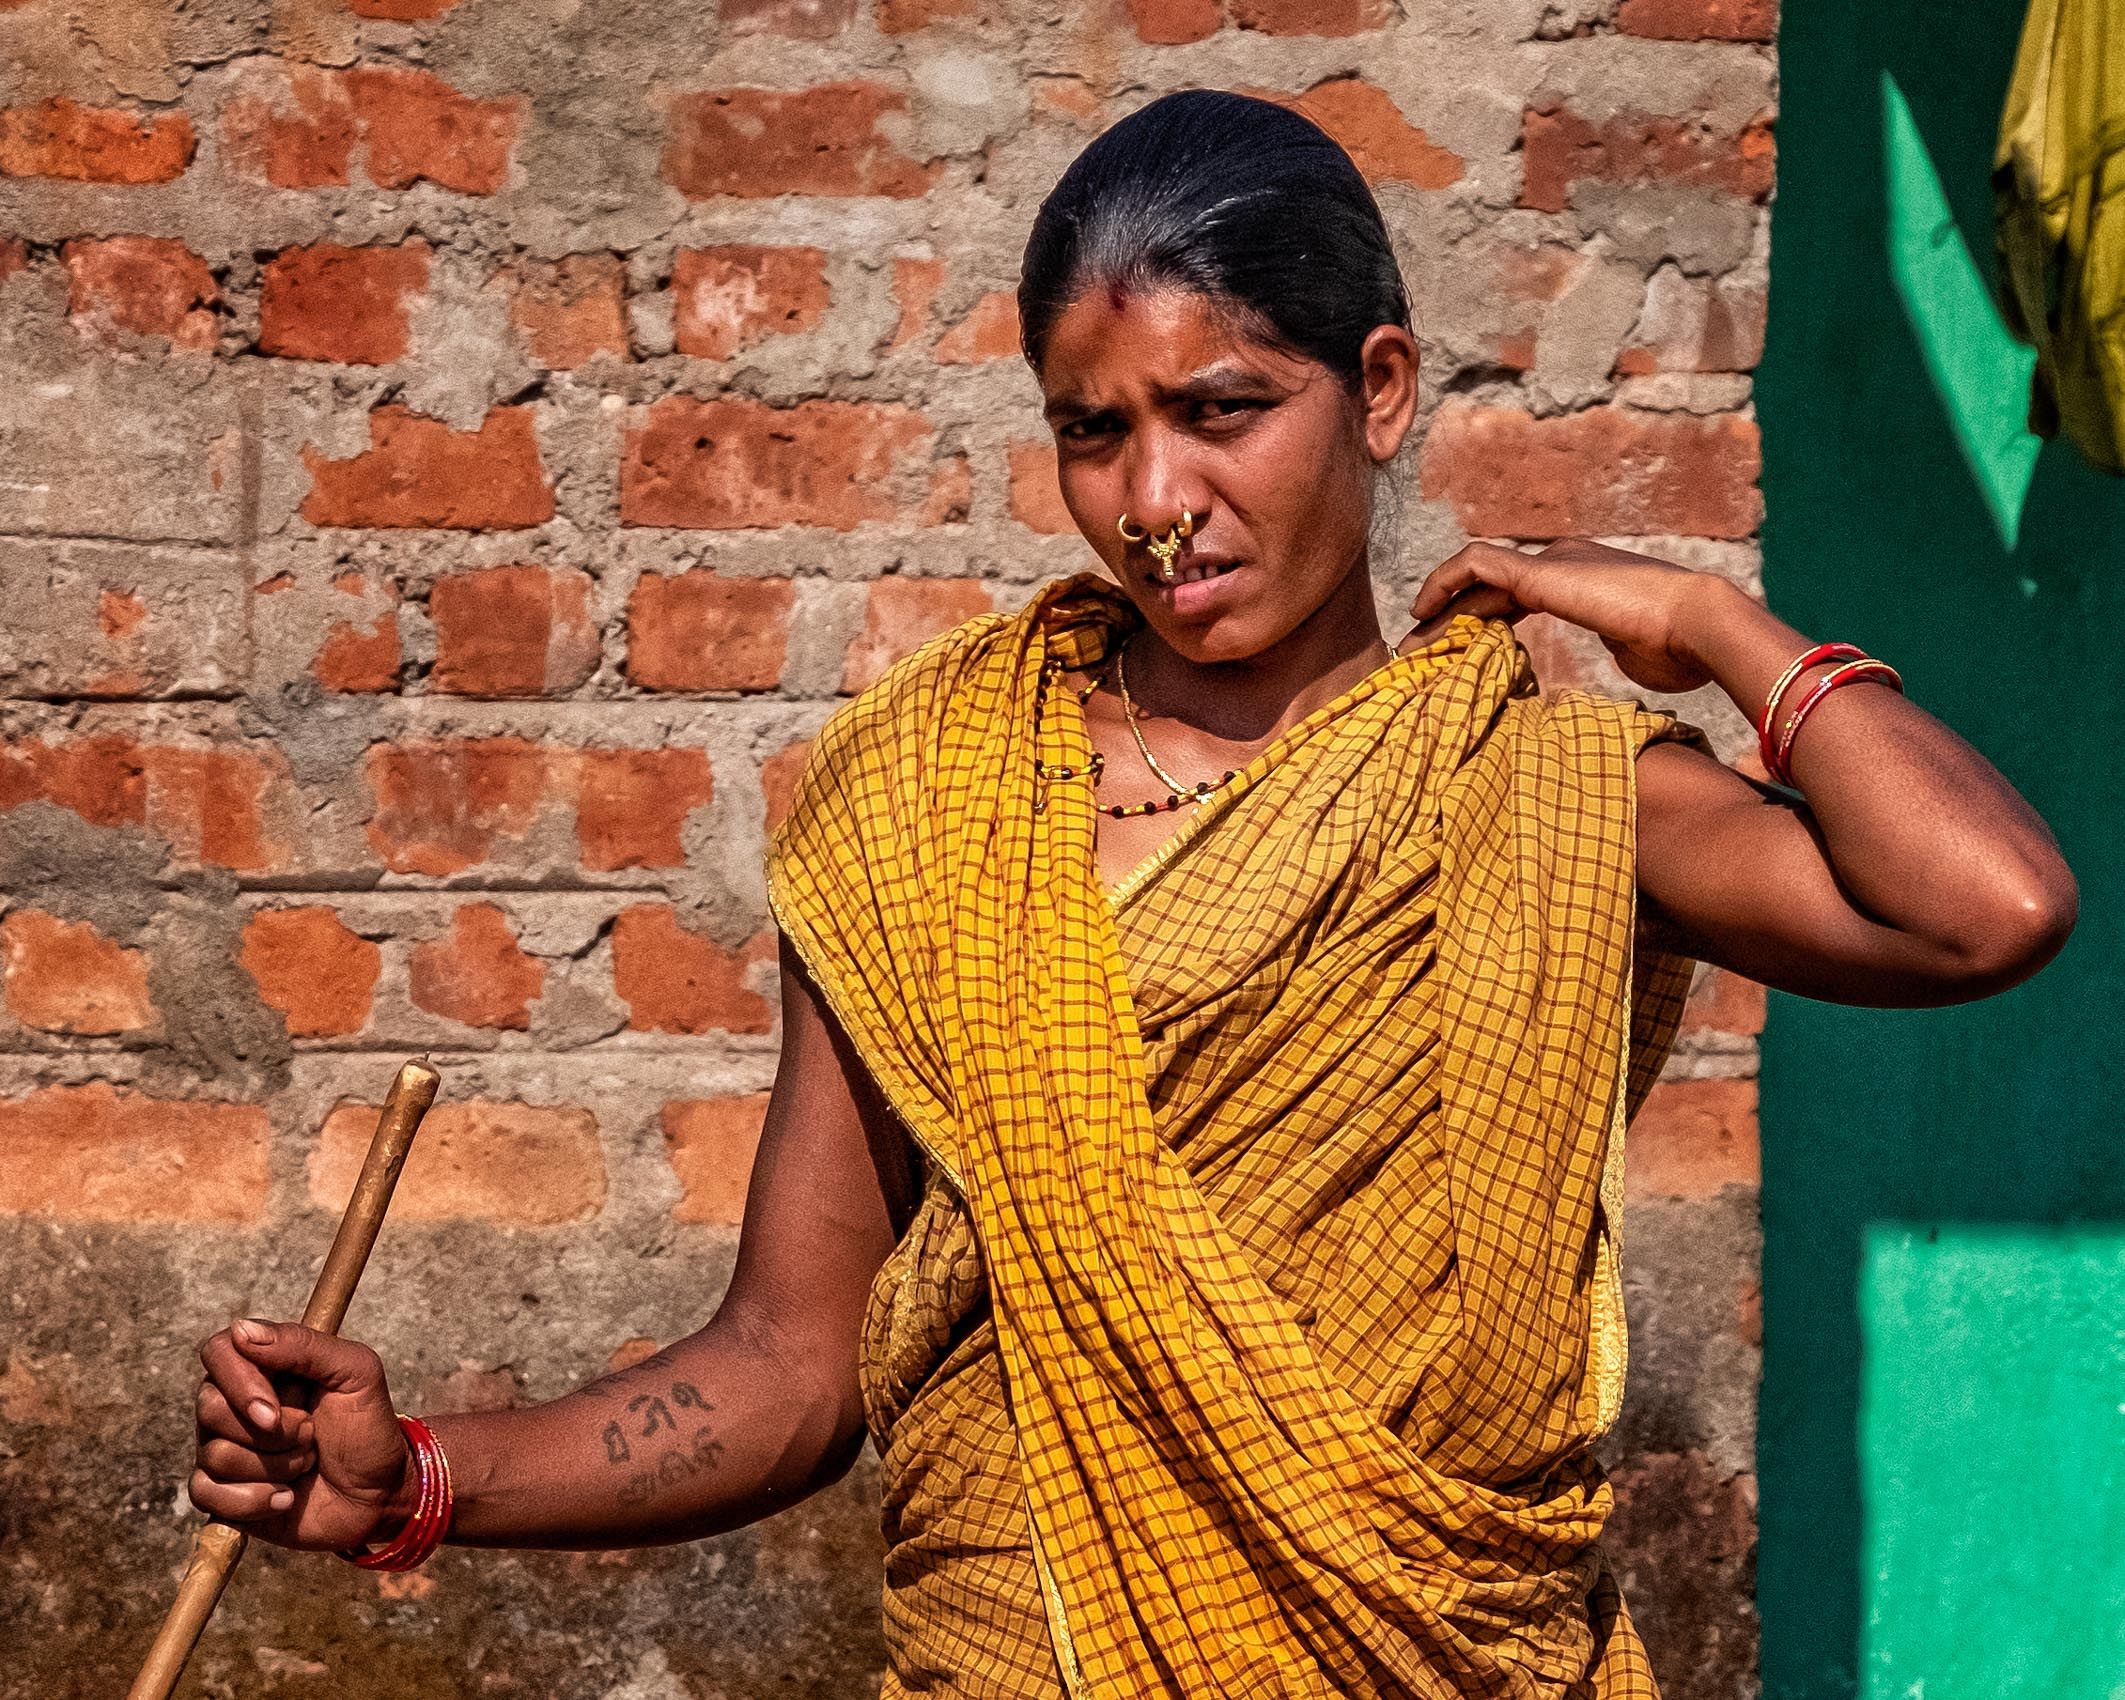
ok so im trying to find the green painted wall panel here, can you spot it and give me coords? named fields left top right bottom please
left=1759, top=3, right=2125, bottom=1698
left=1859, top=1227, right=2125, bottom=1698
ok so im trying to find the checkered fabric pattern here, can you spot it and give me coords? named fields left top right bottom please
left=764, top=571, right=1707, bottom=1700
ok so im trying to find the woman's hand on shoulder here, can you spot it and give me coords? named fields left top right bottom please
left=1399, top=538, right=1723, bottom=695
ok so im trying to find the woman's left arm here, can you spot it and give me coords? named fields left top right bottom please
left=1404, top=538, right=2080, bottom=1008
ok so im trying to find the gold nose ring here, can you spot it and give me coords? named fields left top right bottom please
left=1117, top=508, right=1194, bottom=581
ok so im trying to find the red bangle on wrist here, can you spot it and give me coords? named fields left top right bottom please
left=339, top=1414, right=453, bottom=1572
left=1769, top=656, right=1904, bottom=784
left=1756, top=641, right=1867, bottom=782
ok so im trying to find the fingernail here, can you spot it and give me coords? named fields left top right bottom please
left=233, top=1319, right=269, bottom=1344
left=269, top=1489, right=294, bottom=1511
left=248, top=1398, right=279, bottom=1427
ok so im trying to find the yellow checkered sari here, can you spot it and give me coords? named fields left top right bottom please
left=764, top=570, right=1705, bottom=1699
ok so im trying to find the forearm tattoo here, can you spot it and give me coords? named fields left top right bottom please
left=587, top=1349, right=726, bottom=1511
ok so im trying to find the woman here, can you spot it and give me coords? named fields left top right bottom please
left=187, top=91, right=2075, bottom=1697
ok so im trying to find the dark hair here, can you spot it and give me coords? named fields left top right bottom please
left=1017, top=88, right=1412, bottom=394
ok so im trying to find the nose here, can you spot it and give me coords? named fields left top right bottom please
left=1119, top=433, right=1209, bottom=544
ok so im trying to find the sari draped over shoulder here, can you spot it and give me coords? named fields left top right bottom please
left=762, top=570, right=1709, bottom=1700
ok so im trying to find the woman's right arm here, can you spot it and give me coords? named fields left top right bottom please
left=188, top=931, right=919, bottom=1553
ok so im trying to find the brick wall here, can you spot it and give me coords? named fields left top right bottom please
left=0, top=2, right=1772, bottom=1694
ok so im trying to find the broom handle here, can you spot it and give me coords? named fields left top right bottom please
left=123, top=1059, right=441, bottom=1700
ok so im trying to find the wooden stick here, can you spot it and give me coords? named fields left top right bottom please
left=124, top=1059, right=441, bottom=1700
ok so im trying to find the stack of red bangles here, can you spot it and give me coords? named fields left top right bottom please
left=1756, top=640, right=1903, bottom=787
left=339, top=1414, right=453, bottom=1571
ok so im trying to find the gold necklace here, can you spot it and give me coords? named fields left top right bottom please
left=1114, top=631, right=1232, bottom=800
left=1114, top=628, right=1395, bottom=797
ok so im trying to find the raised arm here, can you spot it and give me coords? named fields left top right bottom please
left=1403, top=538, right=2079, bottom=1007
left=189, top=932, right=919, bottom=1552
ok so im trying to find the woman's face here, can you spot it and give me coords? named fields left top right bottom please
left=1036, top=285, right=1419, bottom=663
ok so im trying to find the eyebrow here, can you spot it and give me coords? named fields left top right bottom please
left=1041, top=362, right=1280, bottom=425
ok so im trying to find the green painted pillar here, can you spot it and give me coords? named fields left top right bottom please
left=1757, top=4, right=2125, bottom=1698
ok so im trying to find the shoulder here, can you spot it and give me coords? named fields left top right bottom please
left=1493, top=686, right=1716, bottom=771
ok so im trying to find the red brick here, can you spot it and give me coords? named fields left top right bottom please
left=302, top=405, right=554, bottom=530
left=761, top=738, right=811, bottom=834
left=620, top=396, right=943, bottom=530
left=351, top=0, right=464, bottom=15
left=0, top=738, right=285, bottom=870
left=310, top=586, right=401, bottom=688
left=662, top=1096, right=768, bottom=1225
left=663, top=82, right=941, bottom=199
left=671, top=244, right=829, bottom=359
left=346, top=67, right=520, bottom=193
left=1418, top=403, right=1762, bottom=540
left=1230, top=0, right=1389, bottom=33
left=0, top=99, right=195, bottom=184
left=0, top=736, right=146, bottom=829
left=430, top=564, right=599, bottom=697
left=363, top=736, right=545, bottom=876
left=1260, top=80, right=1463, bottom=189
left=61, top=238, right=218, bottom=352
left=842, top=577, right=991, bottom=694
left=1007, top=440, right=1074, bottom=536
left=935, top=289, right=1019, bottom=364
left=260, top=241, right=430, bottom=365
left=1618, top=0, right=1776, bottom=39
left=313, top=613, right=402, bottom=692
left=887, top=254, right=946, bottom=352
left=1680, top=966, right=1766, bottom=1037
left=311, top=1099, right=603, bottom=1224
left=625, top=571, right=793, bottom=693
left=148, top=746, right=287, bottom=871
left=0, top=911, right=154, bottom=1035
left=222, top=66, right=520, bottom=194
left=221, top=67, right=358, bottom=188
left=506, top=254, right=628, bottom=369
left=0, top=1084, right=268, bottom=1223
left=720, top=0, right=856, bottom=35
left=241, top=906, right=379, bottom=1038
left=572, top=748, right=713, bottom=871
left=1520, top=102, right=1774, bottom=214
left=879, top=0, right=980, bottom=28
left=1127, top=0, right=1220, bottom=42
left=612, top=905, right=773, bottom=1035
left=1625, top=1077, right=1759, bottom=1200
left=0, top=238, right=26, bottom=283
left=409, top=902, right=544, bottom=1030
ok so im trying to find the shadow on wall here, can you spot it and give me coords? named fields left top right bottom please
left=1758, top=3, right=2125, bottom=1698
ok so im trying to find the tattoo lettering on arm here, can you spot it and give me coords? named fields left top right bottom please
left=596, top=1375, right=725, bottom=1510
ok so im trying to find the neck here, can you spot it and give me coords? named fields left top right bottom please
left=1121, top=558, right=1393, bottom=744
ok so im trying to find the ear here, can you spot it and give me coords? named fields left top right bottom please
left=1357, top=323, right=1420, bottom=464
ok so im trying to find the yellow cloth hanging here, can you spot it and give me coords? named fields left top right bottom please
left=764, top=570, right=1706, bottom=1698
left=1994, top=0, right=2125, bottom=471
